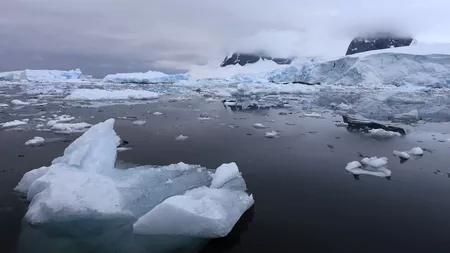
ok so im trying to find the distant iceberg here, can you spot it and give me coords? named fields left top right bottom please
left=0, top=69, right=82, bottom=82
left=15, top=119, right=254, bottom=239
left=103, top=71, right=188, bottom=84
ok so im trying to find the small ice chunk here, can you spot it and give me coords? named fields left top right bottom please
left=223, top=101, right=237, bottom=106
left=36, top=124, right=44, bottom=128
left=210, top=162, right=240, bottom=189
left=51, top=122, right=92, bottom=133
left=117, top=147, right=132, bottom=152
left=252, top=123, right=267, bottom=129
left=152, top=112, right=164, bottom=116
left=133, top=120, right=147, bottom=126
left=368, top=129, right=401, bottom=138
left=25, top=137, right=45, bottom=146
left=133, top=186, right=254, bottom=238
left=361, top=157, right=388, bottom=168
left=175, top=135, right=188, bottom=141
left=345, top=161, right=362, bottom=171
left=409, top=147, right=424, bottom=156
left=1, top=120, right=28, bottom=128
left=335, top=122, right=348, bottom=127
left=11, top=100, right=30, bottom=106
left=165, top=179, right=173, bottom=184
left=393, top=150, right=411, bottom=159
left=303, top=113, right=323, bottom=118
left=0, top=103, right=9, bottom=107
left=47, top=115, right=75, bottom=127
left=264, top=131, right=278, bottom=138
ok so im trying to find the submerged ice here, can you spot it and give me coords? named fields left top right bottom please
left=15, top=119, right=253, bottom=239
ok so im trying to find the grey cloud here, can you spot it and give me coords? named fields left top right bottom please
left=1, top=0, right=450, bottom=76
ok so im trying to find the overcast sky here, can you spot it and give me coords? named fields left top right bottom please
left=1, top=0, right=450, bottom=77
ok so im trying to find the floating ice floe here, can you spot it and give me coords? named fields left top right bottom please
left=11, top=100, right=30, bottom=106
left=15, top=119, right=253, bottom=240
left=345, top=157, right=391, bottom=178
left=133, top=120, right=147, bottom=126
left=264, top=131, right=278, bottom=138
left=368, top=129, right=402, bottom=138
left=252, top=123, right=267, bottom=129
left=335, top=122, right=349, bottom=127
left=152, top=112, right=164, bottom=116
left=393, top=147, right=424, bottom=160
left=103, top=71, right=188, bottom=84
left=50, top=122, right=92, bottom=133
left=1, top=119, right=28, bottom=128
left=65, top=89, right=160, bottom=100
left=117, top=147, right=132, bottom=152
left=198, top=112, right=212, bottom=120
left=0, top=103, right=9, bottom=107
left=24, top=69, right=82, bottom=82
left=303, top=113, right=324, bottom=118
left=47, top=115, right=75, bottom=127
left=25, top=137, right=45, bottom=146
left=175, top=135, right=188, bottom=141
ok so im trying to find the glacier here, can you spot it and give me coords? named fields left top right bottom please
left=15, top=119, right=254, bottom=239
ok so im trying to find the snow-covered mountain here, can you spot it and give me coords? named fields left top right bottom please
left=346, top=35, right=415, bottom=55
left=220, top=53, right=293, bottom=67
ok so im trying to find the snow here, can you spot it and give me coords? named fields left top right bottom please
left=264, top=131, right=278, bottom=138
left=103, top=71, right=188, bottom=84
left=1, top=120, right=28, bottom=128
left=175, top=135, right=188, bottom=141
left=252, top=123, right=267, bottom=129
left=361, top=157, right=388, bottom=168
left=11, top=100, right=30, bottom=105
left=15, top=119, right=253, bottom=239
left=132, top=120, right=146, bottom=126
left=393, top=150, right=411, bottom=159
left=25, top=137, right=45, bottom=146
left=50, top=122, right=92, bottom=133
left=210, top=162, right=240, bottom=189
left=368, top=129, right=402, bottom=138
left=409, top=147, right=424, bottom=156
left=65, top=89, right=160, bottom=100
left=24, top=69, right=82, bottom=82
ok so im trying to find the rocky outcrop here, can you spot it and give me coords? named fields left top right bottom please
left=346, top=36, right=414, bottom=55
left=220, top=53, right=293, bottom=67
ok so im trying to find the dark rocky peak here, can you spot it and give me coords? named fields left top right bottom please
left=220, top=53, right=293, bottom=67
left=346, top=34, right=414, bottom=55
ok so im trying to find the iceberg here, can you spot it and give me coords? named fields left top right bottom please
left=0, top=71, right=23, bottom=81
left=24, top=69, right=82, bottom=82
left=65, top=89, right=160, bottom=100
left=103, top=71, right=188, bottom=84
left=15, top=119, right=253, bottom=239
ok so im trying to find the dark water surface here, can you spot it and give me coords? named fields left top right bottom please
left=1, top=98, right=450, bottom=253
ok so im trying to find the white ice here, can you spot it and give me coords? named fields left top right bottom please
left=65, top=89, right=160, bottom=100
left=103, top=71, right=187, bottom=84
left=368, top=129, right=401, bottom=138
left=0, top=103, right=9, bottom=107
left=252, top=123, right=267, bottom=129
left=210, top=162, right=241, bottom=189
left=50, top=122, right=92, bottom=133
left=303, top=113, right=324, bottom=118
left=24, top=69, right=82, bottom=83
left=175, top=135, right=188, bottom=141
left=117, top=147, right=132, bottom=152
left=335, top=122, right=348, bottom=127
left=152, top=112, right=164, bottom=116
left=133, top=120, right=146, bottom=126
left=1, top=120, right=28, bottom=128
left=393, top=150, right=411, bottom=159
left=409, top=147, right=424, bottom=156
left=47, top=115, right=75, bottom=127
left=11, top=100, right=30, bottom=106
left=264, top=131, right=278, bottom=138
left=15, top=119, right=253, bottom=239
left=25, top=137, right=45, bottom=146
left=361, top=157, right=388, bottom=168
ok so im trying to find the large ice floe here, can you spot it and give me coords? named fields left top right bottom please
left=65, top=89, right=160, bottom=100
left=0, top=69, right=82, bottom=82
left=103, top=71, right=188, bottom=84
left=15, top=119, right=254, bottom=242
